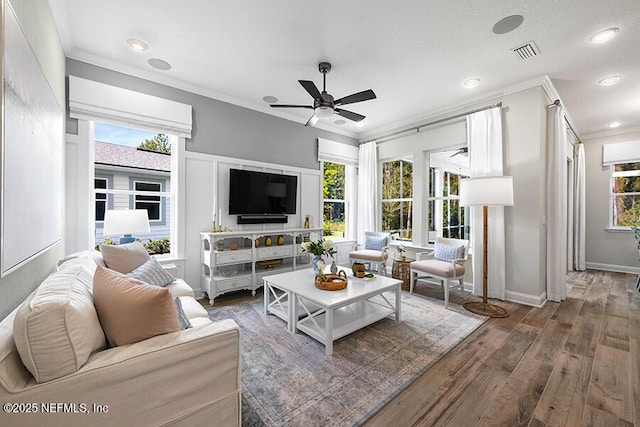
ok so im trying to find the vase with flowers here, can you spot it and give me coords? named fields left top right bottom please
left=301, top=233, right=336, bottom=275
left=397, top=244, right=407, bottom=261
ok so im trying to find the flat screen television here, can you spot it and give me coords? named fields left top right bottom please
left=228, top=169, right=298, bottom=216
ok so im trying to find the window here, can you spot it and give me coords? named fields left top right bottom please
left=382, top=160, right=413, bottom=239
left=133, top=180, right=162, bottom=221
left=93, top=122, right=174, bottom=254
left=428, top=168, right=468, bottom=241
left=95, top=177, right=108, bottom=221
left=323, top=162, right=346, bottom=239
left=611, top=161, right=640, bottom=227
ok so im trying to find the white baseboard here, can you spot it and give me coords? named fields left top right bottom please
left=586, top=262, right=640, bottom=274
left=462, top=282, right=546, bottom=308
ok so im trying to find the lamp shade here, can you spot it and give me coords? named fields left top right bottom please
left=102, top=209, right=150, bottom=236
left=459, top=176, right=514, bottom=207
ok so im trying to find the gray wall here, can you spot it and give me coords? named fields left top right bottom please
left=583, top=129, right=640, bottom=271
left=0, top=0, right=66, bottom=320
left=66, top=59, right=358, bottom=170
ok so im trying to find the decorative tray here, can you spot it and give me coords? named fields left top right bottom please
left=315, top=271, right=348, bottom=291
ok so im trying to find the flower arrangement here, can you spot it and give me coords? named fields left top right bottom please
left=301, top=233, right=336, bottom=257
left=397, top=244, right=407, bottom=260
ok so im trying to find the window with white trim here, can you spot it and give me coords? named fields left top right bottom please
left=610, top=161, right=640, bottom=227
left=323, top=161, right=346, bottom=239
left=93, top=122, right=174, bottom=254
left=428, top=168, right=469, bottom=241
left=382, top=159, right=413, bottom=239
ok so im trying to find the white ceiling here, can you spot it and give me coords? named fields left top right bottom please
left=48, top=0, right=640, bottom=140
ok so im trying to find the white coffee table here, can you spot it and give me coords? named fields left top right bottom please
left=263, top=267, right=402, bottom=355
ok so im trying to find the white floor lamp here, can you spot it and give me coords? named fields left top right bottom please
left=459, top=176, right=514, bottom=318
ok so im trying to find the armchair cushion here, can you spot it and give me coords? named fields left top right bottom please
left=365, top=235, right=388, bottom=251
left=434, top=241, right=466, bottom=261
left=349, top=249, right=388, bottom=262
left=410, top=259, right=465, bottom=278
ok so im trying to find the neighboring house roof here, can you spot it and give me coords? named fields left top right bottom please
left=94, top=141, right=170, bottom=172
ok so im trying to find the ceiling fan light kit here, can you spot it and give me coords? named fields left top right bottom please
left=270, top=62, right=376, bottom=126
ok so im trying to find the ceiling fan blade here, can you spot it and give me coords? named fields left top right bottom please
left=334, top=89, right=376, bottom=106
left=270, top=104, right=314, bottom=109
left=335, top=108, right=365, bottom=122
left=298, top=80, right=322, bottom=99
left=305, top=115, right=319, bottom=127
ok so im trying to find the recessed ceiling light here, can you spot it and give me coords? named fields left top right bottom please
left=262, top=96, right=278, bottom=104
left=589, top=27, right=619, bottom=44
left=462, top=78, right=480, bottom=89
left=608, top=121, right=622, bottom=128
left=334, top=119, right=346, bottom=125
left=492, top=15, right=524, bottom=35
left=126, top=38, right=149, bottom=52
left=147, top=58, right=171, bottom=71
left=598, top=75, right=622, bottom=86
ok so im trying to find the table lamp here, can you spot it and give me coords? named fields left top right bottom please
left=103, top=209, right=150, bottom=244
left=459, top=176, right=513, bottom=317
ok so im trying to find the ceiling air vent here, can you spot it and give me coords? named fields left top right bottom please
left=512, top=41, right=540, bottom=60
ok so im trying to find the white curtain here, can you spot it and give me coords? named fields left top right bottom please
left=357, top=141, right=378, bottom=243
left=345, top=164, right=358, bottom=241
left=467, top=107, right=507, bottom=300
left=546, top=105, right=568, bottom=301
left=573, top=143, right=586, bottom=271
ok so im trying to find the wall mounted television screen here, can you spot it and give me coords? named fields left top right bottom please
left=228, top=169, right=298, bottom=215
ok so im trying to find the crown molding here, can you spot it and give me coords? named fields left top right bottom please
left=581, top=125, right=640, bottom=141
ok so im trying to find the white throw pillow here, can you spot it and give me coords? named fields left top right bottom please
left=13, top=257, right=106, bottom=383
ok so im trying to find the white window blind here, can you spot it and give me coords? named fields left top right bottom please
left=318, top=138, right=359, bottom=166
left=68, top=76, right=193, bottom=138
left=602, top=140, right=640, bottom=166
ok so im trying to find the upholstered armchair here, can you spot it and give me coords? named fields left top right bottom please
left=349, top=231, right=390, bottom=275
left=409, top=237, right=469, bottom=308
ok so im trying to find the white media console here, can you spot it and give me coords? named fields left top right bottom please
left=200, top=228, right=323, bottom=304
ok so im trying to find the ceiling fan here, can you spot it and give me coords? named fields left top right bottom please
left=270, top=62, right=376, bottom=126
left=450, top=147, right=468, bottom=157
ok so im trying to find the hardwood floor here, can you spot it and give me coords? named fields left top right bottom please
left=364, top=270, right=639, bottom=427
left=204, top=269, right=638, bottom=426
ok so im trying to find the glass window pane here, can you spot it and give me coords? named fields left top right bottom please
left=135, top=182, right=161, bottom=192
left=137, top=194, right=161, bottom=202
left=382, top=161, right=400, bottom=199
left=382, top=201, right=400, bottom=231
left=136, top=202, right=161, bottom=220
left=96, top=201, right=106, bottom=221
left=401, top=201, right=412, bottom=238
left=95, top=178, right=107, bottom=189
left=323, top=162, right=345, bottom=200
left=614, top=162, right=640, bottom=173
left=323, top=201, right=345, bottom=238
left=613, top=195, right=640, bottom=226
left=613, top=175, right=640, bottom=194
left=402, top=161, right=413, bottom=198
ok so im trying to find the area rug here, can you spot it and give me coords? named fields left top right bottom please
left=207, top=291, right=487, bottom=427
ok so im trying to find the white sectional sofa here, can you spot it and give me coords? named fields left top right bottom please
left=0, top=248, right=241, bottom=426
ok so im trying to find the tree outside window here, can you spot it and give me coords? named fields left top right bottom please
left=323, top=162, right=345, bottom=238
left=382, top=160, right=413, bottom=239
left=611, top=162, right=640, bottom=226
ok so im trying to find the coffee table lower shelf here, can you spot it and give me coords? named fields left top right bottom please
left=294, top=301, right=395, bottom=346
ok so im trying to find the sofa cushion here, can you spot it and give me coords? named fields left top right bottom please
left=166, top=279, right=195, bottom=298
left=100, top=241, right=150, bottom=273
left=93, top=266, right=180, bottom=347
left=128, top=257, right=175, bottom=287
left=174, top=298, right=192, bottom=330
left=13, top=256, right=106, bottom=383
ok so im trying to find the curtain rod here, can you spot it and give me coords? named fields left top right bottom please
left=359, top=101, right=503, bottom=145
left=546, top=99, right=581, bottom=144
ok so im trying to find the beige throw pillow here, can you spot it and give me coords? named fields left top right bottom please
left=100, top=241, right=150, bottom=273
left=93, top=266, right=180, bottom=347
